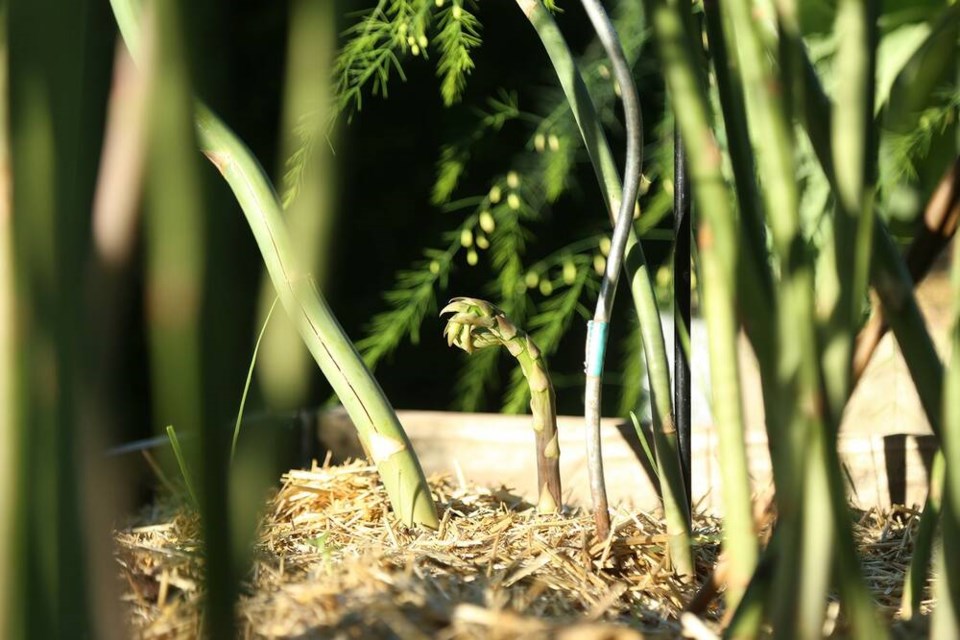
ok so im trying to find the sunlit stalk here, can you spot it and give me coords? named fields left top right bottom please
left=516, top=0, right=692, bottom=575
left=578, top=0, right=644, bottom=542
left=0, top=10, right=20, bottom=636
left=644, top=0, right=756, bottom=606
left=935, top=186, right=960, bottom=627
left=255, top=0, right=336, bottom=409
left=822, top=0, right=878, bottom=428
left=109, top=0, right=440, bottom=531
left=722, top=0, right=834, bottom=634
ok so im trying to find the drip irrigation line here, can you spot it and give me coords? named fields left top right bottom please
left=580, top=0, right=644, bottom=539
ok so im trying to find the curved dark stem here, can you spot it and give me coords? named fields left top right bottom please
left=580, top=0, right=643, bottom=540
left=673, top=128, right=692, bottom=515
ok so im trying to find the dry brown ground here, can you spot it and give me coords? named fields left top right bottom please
left=116, top=460, right=931, bottom=639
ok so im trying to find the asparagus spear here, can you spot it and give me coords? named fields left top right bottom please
left=441, top=297, right=561, bottom=513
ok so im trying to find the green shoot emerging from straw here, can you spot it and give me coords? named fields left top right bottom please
left=441, top=297, right=561, bottom=513
left=231, top=296, right=279, bottom=464
left=165, top=425, right=198, bottom=509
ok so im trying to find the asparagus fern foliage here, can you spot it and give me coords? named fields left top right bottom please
left=283, top=0, right=483, bottom=208
left=354, top=0, right=673, bottom=414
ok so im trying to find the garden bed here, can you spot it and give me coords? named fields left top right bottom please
left=116, top=459, right=929, bottom=638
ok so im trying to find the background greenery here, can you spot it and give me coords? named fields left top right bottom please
left=96, top=1, right=673, bottom=441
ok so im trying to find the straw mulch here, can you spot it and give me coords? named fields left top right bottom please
left=115, top=459, right=929, bottom=639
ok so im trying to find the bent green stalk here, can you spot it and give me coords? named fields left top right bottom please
left=644, top=0, right=756, bottom=607
left=196, top=109, right=439, bottom=529
left=516, top=0, right=692, bottom=575
left=109, top=0, right=439, bottom=530
left=578, top=0, right=644, bottom=543
left=441, top=297, right=561, bottom=513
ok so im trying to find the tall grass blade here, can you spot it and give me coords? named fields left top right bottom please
left=232, top=296, right=279, bottom=463
left=629, top=412, right=658, bottom=481
left=165, top=425, right=198, bottom=508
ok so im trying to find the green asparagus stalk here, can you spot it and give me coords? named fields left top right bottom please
left=722, top=2, right=827, bottom=635
left=935, top=176, right=960, bottom=629
left=441, top=297, right=561, bottom=514
left=820, top=0, right=878, bottom=431
left=255, top=0, right=336, bottom=410
left=932, top=545, right=960, bottom=637
left=644, top=0, right=756, bottom=607
left=195, top=108, right=439, bottom=530
left=728, top=2, right=886, bottom=636
left=0, top=11, right=19, bottom=637
left=516, top=0, right=693, bottom=575
left=900, top=450, right=944, bottom=620
left=791, top=34, right=945, bottom=442
left=109, top=0, right=439, bottom=530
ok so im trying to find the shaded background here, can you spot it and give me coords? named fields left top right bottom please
left=93, top=0, right=669, bottom=454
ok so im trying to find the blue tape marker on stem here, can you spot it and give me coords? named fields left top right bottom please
left=585, top=320, right=609, bottom=377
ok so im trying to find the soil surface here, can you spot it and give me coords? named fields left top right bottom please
left=116, top=461, right=929, bottom=639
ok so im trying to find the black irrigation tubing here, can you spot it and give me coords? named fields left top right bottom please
left=580, top=0, right=644, bottom=539
left=674, top=128, right=692, bottom=515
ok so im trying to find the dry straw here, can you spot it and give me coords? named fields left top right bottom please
left=116, top=461, right=929, bottom=638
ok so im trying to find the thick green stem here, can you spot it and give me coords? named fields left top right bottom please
left=441, top=298, right=561, bottom=513
left=790, top=2, right=944, bottom=443
left=517, top=0, right=692, bottom=575
left=645, top=0, right=756, bottom=605
left=936, top=177, right=960, bottom=627
left=792, top=36, right=949, bottom=628
left=869, top=226, right=944, bottom=437
left=900, top=450, right=944, bottom=620
left=256, top=0, right=336, bottom=409
left=932, top=545, right=960, bottom=637
left=110, top=0, right=439, bottom=530
left=786, top=5, right=944, bottom=636
left=821, top=0, right=878, bottom=430
left=0, top=11, right=19, bottom=637
left=195, top=108, right=438, bottom=528
left=722, top=0, right=848, bottom=635
left=749, top=3, right=890, bottom=636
